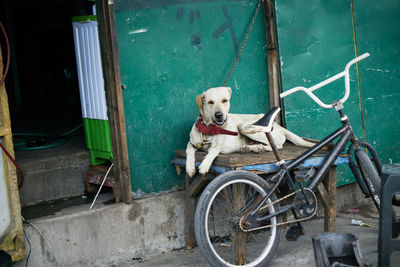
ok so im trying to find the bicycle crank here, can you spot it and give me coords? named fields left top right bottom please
left=239, top=188, right=318, bottom=233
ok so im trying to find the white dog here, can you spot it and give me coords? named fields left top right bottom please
left=185, top=87, right=314, bottom=177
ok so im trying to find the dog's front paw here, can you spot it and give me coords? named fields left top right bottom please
left=186, top=165, right=196, bottom=177
left=239, top=145, right=250, bottom=153
left=198, top=162, right=211, bottom=176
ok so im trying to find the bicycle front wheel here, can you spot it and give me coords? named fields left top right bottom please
left=194, top=170, right=281, bottom=267
left=355, top=149, right=381, bottom=210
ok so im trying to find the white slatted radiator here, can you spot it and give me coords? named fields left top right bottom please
left=72, top=16, right=113, bottom=165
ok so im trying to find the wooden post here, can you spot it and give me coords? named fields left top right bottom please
left=317, top=166, right=337, bottom=232
left=185, top=174, right=196, bottom=249
left=233, top=183, right=247, bottom=265
left=263, top=0, right=284, bottom=126
left=323, top=167, right=337, bottom=232
left=96, top=0, right=132, bottom=203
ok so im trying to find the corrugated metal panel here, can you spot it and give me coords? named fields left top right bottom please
left=275, top=0, right=400, bottom=185
left=115, top=0, right=269, bottom=194
left=73, top=20, right=108, bottom=120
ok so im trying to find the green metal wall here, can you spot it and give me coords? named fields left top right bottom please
left=275, top=0, right=400, bottom=185
left=114, top=0, right=270, bottom=195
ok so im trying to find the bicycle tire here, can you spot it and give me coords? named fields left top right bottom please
left=194, top=170, right=282, bottom=267
left=355, top=149, right=381, bottom=210
left=355, top=149, right=398, bottom=224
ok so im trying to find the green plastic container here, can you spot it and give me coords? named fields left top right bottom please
left=83, top=118, right=113, bottom=165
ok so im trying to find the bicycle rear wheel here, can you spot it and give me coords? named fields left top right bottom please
left=194, top=170, right=281, bottom=267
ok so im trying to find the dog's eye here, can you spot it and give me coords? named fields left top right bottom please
left=208, top=100, right=214, bottom=105
left=222, top=99, right=228, bottom=103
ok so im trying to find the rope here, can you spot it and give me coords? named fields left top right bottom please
left=222, top=0, right=264, bottom=86
left=350, top=0, right=367, bottom=143
left=89, top=163, right=114, bottom=209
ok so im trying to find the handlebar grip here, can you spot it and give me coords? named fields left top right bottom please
left=280, top=86, right=306, bottom=98
left=345, top=53, right=370, bottom=71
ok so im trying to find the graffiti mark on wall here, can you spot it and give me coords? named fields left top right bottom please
left=175, top=5, right=239, bottom=54
left=212, top=5, right=239, bottom=56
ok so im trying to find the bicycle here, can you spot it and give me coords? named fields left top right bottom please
left=194, top=52, right=390, bottom=266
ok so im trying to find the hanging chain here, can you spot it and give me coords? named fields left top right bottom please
left=239, top=188, right=318, bottom=232
left=222, top=0, right=264, bottom=86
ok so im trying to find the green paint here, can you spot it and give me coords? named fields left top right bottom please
left=352, top=0, right=400, bottom=167
left=83, top=118, right=113, bottom=165
left=275, top=0, right=400, bottom=186
left=115, top=0, right=269, bottom=195
left=72, top=15, right=97, bottom=22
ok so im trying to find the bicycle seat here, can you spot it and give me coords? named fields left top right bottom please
left=252, top=107, right=281, bottom=133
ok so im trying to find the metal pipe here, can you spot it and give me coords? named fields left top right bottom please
left=308, top=130, right=352, bottom=190
left=266, top=132, right=283, bottom=161
left=286, top=124, right=349, bottom=171
left=249, top=169, right=286, bottom=216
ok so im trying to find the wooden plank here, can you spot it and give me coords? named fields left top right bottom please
left=175, top=143, right=330, bottom=167
left=84, top=165, right=116, bottom=188
left=263, top=0, right=284, bottom=125
left=97, top=0, right=132, bottom=203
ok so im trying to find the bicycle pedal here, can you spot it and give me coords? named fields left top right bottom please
left=294, top=167, right=315, bottom=182
left=286, top=224, right=305, bottom=241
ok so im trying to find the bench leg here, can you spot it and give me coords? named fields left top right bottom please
left=323, top=167, right=337, bottom=232
left=185, top=174, right=196, bottom=249
left=316, top=166, right=337, bottom=232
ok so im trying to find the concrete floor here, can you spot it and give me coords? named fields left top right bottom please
left=112, top=204, right=399, bottom=267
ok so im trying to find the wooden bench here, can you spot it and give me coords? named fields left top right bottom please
left=172, top=143, right=349, bottom=249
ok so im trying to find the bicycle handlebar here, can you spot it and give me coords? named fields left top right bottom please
left=280, top=53, right=370, bottom=109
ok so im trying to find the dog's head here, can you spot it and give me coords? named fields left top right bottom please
left=196, top=87, right=232, bottom=126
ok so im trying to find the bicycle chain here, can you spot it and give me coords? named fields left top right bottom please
left=239, top=188, right=318, bottom=232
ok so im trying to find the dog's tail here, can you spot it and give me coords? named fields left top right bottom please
left=282, top=126, right=315, bottom=148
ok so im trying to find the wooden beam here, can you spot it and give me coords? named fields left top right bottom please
left=0, top=38, right=26, bottom=261
left=263, top=0, right=284, bottom=126
left=96, top=0, right=132, bottom=204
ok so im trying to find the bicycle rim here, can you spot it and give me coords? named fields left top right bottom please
left=200, top=177, right=279, bottom=266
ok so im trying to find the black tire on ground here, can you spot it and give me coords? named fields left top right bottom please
left=194, top=170, right=282, bottom=267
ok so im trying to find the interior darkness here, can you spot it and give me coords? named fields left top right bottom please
left=0, top=0, right=93, bottom=133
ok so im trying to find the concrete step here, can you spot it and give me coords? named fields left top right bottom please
left=16, top=135, right=90, bottom=206
left=16, top=191, right=186, bottom=267
left=13, top=182, right=372, bottom=266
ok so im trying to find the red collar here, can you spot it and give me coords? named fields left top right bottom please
left=195, top=116, right=238, bottom=136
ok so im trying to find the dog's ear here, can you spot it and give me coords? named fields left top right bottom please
left=196, top=93, right=205, bottom=115
left=226, top=87, right=232, bottom=98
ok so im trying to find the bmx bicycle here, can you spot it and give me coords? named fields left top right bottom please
left=194, top=53, right=389, bottom=266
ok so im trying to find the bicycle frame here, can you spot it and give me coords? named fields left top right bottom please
left=246, top=108, right=374, bottom=223
left=243, top=53, right=378, bottom=225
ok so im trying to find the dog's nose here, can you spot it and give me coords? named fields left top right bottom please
left=215, top=112, right=223, bottom=120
